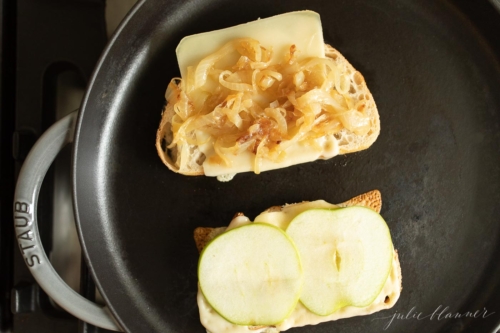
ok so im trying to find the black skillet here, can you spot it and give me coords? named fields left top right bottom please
left=71, top=0, right=500, bottom=332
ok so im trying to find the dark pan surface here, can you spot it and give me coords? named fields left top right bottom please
left=73, top=0, right=500, bottom=332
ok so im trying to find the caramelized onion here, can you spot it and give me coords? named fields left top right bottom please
left=165, top=38, right=370, bottom=174
left=219, top=70, right=253, bottom=92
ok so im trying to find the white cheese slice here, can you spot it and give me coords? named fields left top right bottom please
left=197, top=201, right=402, bottom=333
left=176, top=10, right=325, bottom=78
left=176, top=11, right=330, bottom=178
left=200, top=134, right=339, bottom=177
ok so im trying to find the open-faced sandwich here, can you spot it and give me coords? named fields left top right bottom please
left=194, top=190, right=402, bottom=333
left=156, top=11, right=380, bottom=181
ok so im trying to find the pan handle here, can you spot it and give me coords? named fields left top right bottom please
left=13, top=111, right=122, bottom=331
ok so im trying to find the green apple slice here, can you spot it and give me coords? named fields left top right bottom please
left=198, top=223, right=303, bottom=325
left=286, top=207, right=393, bottom=316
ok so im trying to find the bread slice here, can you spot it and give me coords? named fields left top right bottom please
left=156, top=44, right=380, bottom=177
left=323, top=45, right=380, bottom=154
left=194, top=190, right=402, bottom=333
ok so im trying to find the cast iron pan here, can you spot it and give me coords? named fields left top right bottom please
left=73, top=0, right=500, bottom=332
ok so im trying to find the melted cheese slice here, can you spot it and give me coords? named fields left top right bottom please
left=176, top=11, right=332, bottom=178
left=197, top=201, right=402, bottom=333
left=199, top=135, right=339, bottom=177
left=176, top=11, right=325, bottom=78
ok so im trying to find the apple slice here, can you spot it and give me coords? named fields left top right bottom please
left=286, top=207, right=393, bottom=316
left=198, top=223, right=303, bottom=325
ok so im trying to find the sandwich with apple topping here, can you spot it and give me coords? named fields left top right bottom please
left=156, top=11, right=380, bottom=181
left=194, top=190, right=402, bottom=333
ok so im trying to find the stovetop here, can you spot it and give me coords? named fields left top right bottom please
left=0, top=1, right=136, bottom=332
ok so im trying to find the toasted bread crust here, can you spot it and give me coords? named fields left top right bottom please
left=155, top=118, right=204, bottom=175
left=193, top=227, right=213, bottom=253
left=336, top=189, right=382, bottom=213
left=324, top=45, right=380, bottom=154
left=194, top=227, right=226, bottom=253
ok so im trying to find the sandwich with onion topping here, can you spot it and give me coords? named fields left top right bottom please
left=156, top=11, right=380, bottom=181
